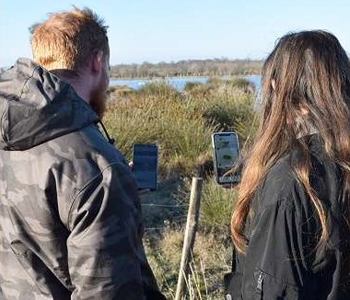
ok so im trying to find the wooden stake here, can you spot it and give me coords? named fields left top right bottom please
left=175, top=176, right=203, bottom=300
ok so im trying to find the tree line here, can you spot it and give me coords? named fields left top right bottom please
left=109, top=58, right=263, bottom=78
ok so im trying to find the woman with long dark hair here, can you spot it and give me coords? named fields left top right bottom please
left=226, top=31, right=350, bottom=299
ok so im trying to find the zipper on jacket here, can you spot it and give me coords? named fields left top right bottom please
left=257, top=272, right=264, bottom=291
left=254, top=269, right=266, bottom=299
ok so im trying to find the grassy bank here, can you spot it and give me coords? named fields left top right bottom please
left=104, top=78, right=258, bottom=299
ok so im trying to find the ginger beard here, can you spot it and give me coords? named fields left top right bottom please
left=89, top=68, right=108, bottom=119
left=89, top=83, right=107, bottom=119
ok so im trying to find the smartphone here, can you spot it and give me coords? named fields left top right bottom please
left=212, top=132, right=240, bottom=184
left=132, top=144, right=158, bottom=191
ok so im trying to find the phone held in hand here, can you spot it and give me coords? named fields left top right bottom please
left=212, top=132, right=240, bottom=185
left=132, top=144, right=158, bottom=191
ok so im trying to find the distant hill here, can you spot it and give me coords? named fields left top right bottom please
left=110, top=58, right=263, bottom=78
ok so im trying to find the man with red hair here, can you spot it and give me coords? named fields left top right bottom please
left=0, top=7, right=165, bottom=299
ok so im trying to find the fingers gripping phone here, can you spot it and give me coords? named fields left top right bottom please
left=212, top=132, right=240, bottom=184
left=132, top=144, right=158, bottom=191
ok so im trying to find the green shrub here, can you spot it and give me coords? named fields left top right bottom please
left=137, top=81, right=179, bottom=98
left=226, top=77, right=253, bottom=90
left=183, top=81, right=204, bottom=92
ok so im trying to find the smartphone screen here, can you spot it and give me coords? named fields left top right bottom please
left=212, top=132, right=240, bottom=184
left=132, top=144, right=158, bottom=191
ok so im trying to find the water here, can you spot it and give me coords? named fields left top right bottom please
left=245, top=75, right=261, bottom=93
left=110, top=75, right=261, bottom=92
left=109, top=76, right=208, bottom=91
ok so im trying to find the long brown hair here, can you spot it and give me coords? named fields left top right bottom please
left=231, top=30, right=350, bottom=253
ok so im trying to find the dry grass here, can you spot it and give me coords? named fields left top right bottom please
left=144, top=229, right=233, bottom=299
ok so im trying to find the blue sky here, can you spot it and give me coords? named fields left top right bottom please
left=1, top=0, right=350, bottom=67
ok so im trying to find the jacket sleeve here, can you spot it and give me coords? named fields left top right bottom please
left=66, top=162, right=163, bottom=300
left=240, top=192, right=315, bottom=299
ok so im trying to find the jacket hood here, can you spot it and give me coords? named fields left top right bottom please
left=0, top=58, right=99, bottom=150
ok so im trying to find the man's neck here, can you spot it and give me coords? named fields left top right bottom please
left=50, top=69, right=91, bottom=103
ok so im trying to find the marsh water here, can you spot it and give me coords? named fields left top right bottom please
left=109, top=75, right=261, bottom=92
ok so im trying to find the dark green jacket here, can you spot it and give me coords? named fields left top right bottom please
left=0, top=58, right=165, bottom=299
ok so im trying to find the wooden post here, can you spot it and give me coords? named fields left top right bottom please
left=175, top=176, right=203, bottom=300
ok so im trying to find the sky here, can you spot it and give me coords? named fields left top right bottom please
left=1, top=0, right=350, bottom=67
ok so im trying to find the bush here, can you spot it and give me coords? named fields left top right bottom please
left=183, top=81, right=204, bottom=92
left=137, top=81, right=179, bottom=98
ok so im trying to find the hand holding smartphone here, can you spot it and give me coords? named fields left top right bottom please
left=212, top=132, right=240, bottom=185
left=132, top=144, right=158, bottom=191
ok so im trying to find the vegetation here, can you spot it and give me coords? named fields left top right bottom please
left=110, top=58, right=263, bottom=78
left=104, top=78, right=259, bottom=299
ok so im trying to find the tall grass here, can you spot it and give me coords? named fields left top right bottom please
left=104, top=83, right=216, bottom=177
left=104, top=77, right=258, bottom=299
left=199, top=178, right=237, bottom=232
left=105, top=77, right=258, bottom=176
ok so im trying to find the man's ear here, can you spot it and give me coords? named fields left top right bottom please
left=91, top=50, right=104, bottom=74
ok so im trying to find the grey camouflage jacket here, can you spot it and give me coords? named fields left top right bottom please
left=0, top=59, right=165, bottom=300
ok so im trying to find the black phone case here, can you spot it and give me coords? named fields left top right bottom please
left=132, top=144, right=158, bottom=191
